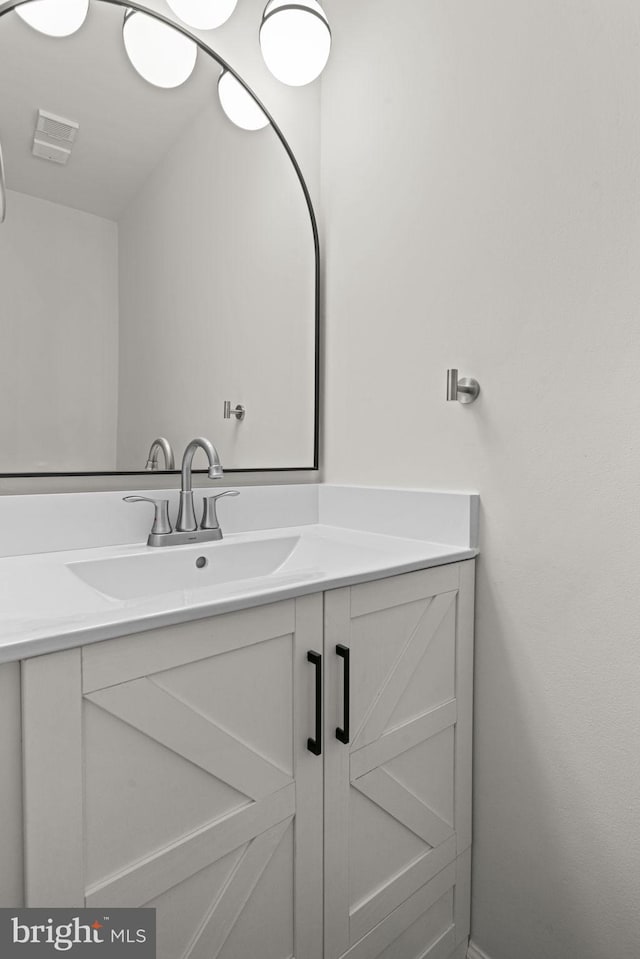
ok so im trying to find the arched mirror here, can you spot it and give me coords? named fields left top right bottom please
left=0, top=0, right=319, bottom=474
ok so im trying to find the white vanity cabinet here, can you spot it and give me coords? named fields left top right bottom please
left=20, top=561, right=474, bottom=959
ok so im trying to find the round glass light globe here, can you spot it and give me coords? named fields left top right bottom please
left=166, top=0, right=237, bottom=31
left=123, top=10, right=197, bottom=89
left=260, top=0, right=331, bottom=87
left=218, top=70, right=269, bottom=131
left=15, top=0, right=89, bottom=37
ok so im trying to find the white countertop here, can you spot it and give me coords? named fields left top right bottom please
left=0, top=525, right=475, bottom=663
left=0, top=485, right=479, bottom=663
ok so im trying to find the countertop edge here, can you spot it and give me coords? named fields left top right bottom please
left=0, top=548, right=478, bottom=665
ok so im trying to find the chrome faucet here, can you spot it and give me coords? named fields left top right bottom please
left=144, top=437, right=175, bottom=471
left=177, top=437, right=223, bottom=532
left=124, top=437, right=238, bottom=547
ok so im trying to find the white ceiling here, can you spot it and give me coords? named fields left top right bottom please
left=0, top=1, right=226, bottom=220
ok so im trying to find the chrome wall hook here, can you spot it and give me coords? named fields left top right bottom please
left=224, top=401, right=246, bottom=421
left=446, top=369, right=480, bottom=405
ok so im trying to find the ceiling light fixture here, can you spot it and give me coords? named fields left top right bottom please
left=122, top=9, right=197, bottom=89
left=259, top=0, right=331, bottom=87
left=165, top=0, right=237, bottom=31
left=217, top=70, right=269, bottom=131
left=15, top=0, right=89, bottom=37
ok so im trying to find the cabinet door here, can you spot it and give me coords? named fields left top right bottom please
left=324, top=563, right=474, bottom=959
left=0, top=662, right=23, bottom=908
left=22, top=596, right=324, bottom=959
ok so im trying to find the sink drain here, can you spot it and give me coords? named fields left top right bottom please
left=195, top=556, right=208, bottom=569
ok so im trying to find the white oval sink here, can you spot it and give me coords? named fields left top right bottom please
left=67, top=535, right=301, bottom=600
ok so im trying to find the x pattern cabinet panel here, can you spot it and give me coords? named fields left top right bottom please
left=22, top=596, right=324, bottom=959
left=324, top=564, right=474, bottom=959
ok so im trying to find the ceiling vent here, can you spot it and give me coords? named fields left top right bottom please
left=32, top=109, right=79, bottom=165
left=32, top=138, right=72, bottom=165
left=36, top=110, right=79, bottom=144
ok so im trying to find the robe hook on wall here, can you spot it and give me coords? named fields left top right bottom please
left=446, top=369, right=480, bottom=404
left=224, top=401, right=246, bottom=421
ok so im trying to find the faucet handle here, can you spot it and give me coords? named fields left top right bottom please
left=123, top=496, right=173, bottom=535
left=201, top=490, right=240, bottom=531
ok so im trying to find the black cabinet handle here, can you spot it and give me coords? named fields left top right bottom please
left=307, top=650, right=322, bottom=756
left=336, top=644, right=350, bottom=744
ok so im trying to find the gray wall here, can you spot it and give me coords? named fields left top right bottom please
left=0, top=190, right=118, bottom=472
left=117, top=98, right=315, bottom=471
left=320, top=1, right=640, bottom=957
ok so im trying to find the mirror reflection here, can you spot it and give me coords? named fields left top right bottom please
left=0, top=1, right=317, bottom=474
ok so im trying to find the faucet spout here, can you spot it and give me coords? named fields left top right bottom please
left=145, top=437, right=175, bottom=471
left=180, top=437, right=223, bottom=490
left=177, top=437, right=224, bottom=531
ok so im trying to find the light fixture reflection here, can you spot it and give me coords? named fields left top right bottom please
left=260, top=0, right=331, bottom=87
left=122, top=9, right=197, bottom=89
left=15, top=0, right=89, bottom=37
left=166, top=0, right=237, bottom=31
left=217, top=70, right=269, bottom=131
